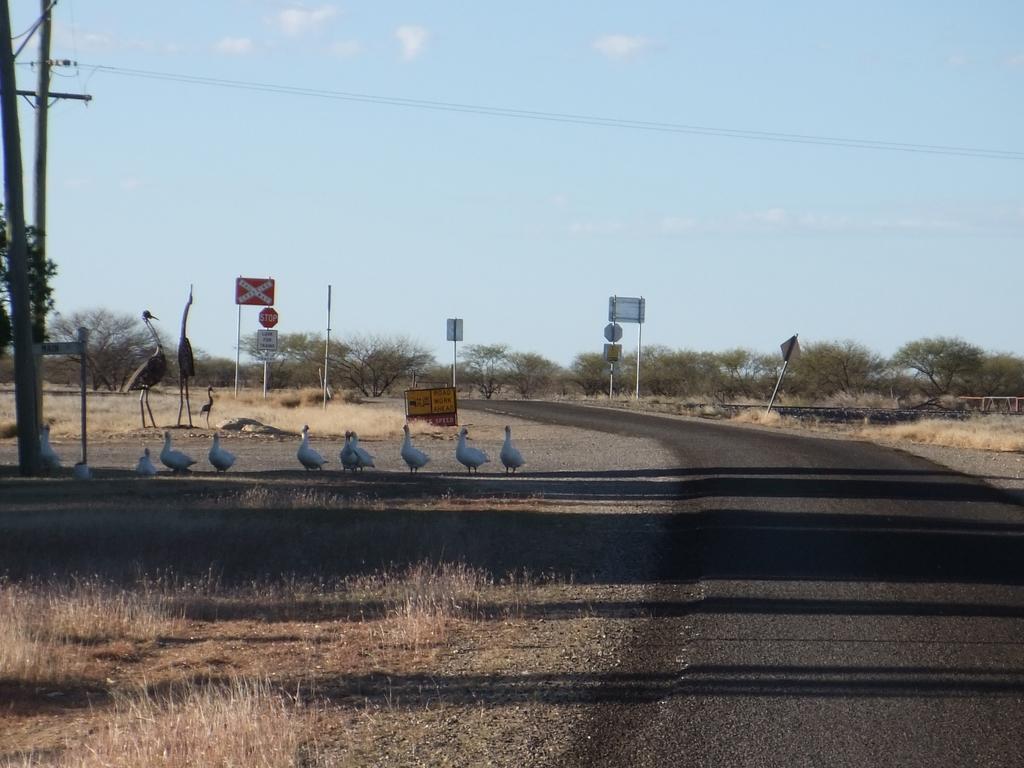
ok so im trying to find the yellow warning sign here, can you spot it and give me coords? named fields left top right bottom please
left=405, top=387, right=459, bottom=426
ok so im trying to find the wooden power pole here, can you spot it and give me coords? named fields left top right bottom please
left=0, top=0, right=42, bottom=474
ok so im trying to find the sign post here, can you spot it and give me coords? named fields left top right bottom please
left=256, top=329, right=279, bottom=399
left=609, top=296, right=645, bottom=399
left=446, top=318, right=463, bottom=389
left=767, top=334, right=800, bottom=414
left=234, top=277, right=275, bottom=396
left=603, top=342, right=622, bottom=398
left=323, top=285, right=332, bottom=409
left=33, top=327, right=90, bottom=477
left=405, top=386, right=459, bottom=427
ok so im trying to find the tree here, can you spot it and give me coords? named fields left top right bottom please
left=712, top=348, right=779, bottom=402
left=790, top=340, right=885, bottom=400
left=243, top=332, right=349, bottom=390
left=463, top=344, right=511, bottom=399
left=569, top=352, right=611, bottom=396
left=50, top=308, right=161, bottom=391
left=0, top=204, right=57, bottom=355
left=507, top=351, right=560, bottom=398
left=337, top=334, right=434, bottom=397
left=893, top=337, right=984, bottom=398
left=970, top=353, right=1024, bottom=396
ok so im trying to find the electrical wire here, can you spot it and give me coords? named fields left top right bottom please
left=83, top=63, right=1023, bottom=161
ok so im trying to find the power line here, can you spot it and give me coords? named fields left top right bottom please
left=85, top=63, right=1023, bottom=161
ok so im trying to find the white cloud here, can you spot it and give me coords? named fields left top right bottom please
left=592, top=34, right=651, bottom=60
left=214, top=37, right=255, bottom=55
left=396, top=25, right=430, bottom=61
left=660, top=215, right=698, bottom=234
left=120, top=178, right=144, bottom=191
left=569, top=218, right=624, bottom=236
left=946, top=53, right=970, bottom=67
left=329, top=39, right=363, bottom=58
left=276, top=5, right=338, bottom=37
left=1004, top=53, right=1024, bottom=68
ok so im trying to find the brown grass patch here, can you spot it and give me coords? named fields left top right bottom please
left=856, top=418, right=1024, bottom=452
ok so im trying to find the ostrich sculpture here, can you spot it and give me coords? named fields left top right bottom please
left=176, top=286, right=196, bottom=427
left=125, top=311, right=167, bottom=429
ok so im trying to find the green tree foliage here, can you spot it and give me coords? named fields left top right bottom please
left=629, top=345, right=718, bottom=398
left=569, top=352, right=611, bottom=396
left=0, top=205, right=58, bottom=355
left=243, top=332, right=350, bottom=390
left=893, top=336, right=984, bottom=398
left=790, top=340, right=886, bottom=399
left=507, top=351, right=561, bottom=398
left=712, top=348, right=779, bottom=402
left=463, top=343, right=511, bottom=399
left=969, top=353, right=1024, bottom=395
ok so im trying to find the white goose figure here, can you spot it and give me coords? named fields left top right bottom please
left=135, top=447, right=158, bottom=477
left=400, top=424, right=430, bottom=473
left=350, top=432, right=375, bottom=470
left=340, top=431, right=360, bottom=472
left=499, top=425, right=525, bottom=474
left=208, top=432, right=236, bottom=473
left=455, top=427, right=489, bottom=474
left=297, top=425, right=327, bottom=471
left=160, top=430, right=196, bottom=472
left=39, top=424, right=61, bottom=471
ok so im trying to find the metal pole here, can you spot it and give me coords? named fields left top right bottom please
left=452, top=339, right=457, bottom=389
left=0, top=0, right=42, bottom=475
left=234, top=303, right=241, bottom=396
left=766, top=360, right=789, bottom=414
left=609, top=363, right=613, bottom=398
left=78, top=327, right=88, bottom=465
left=323, top=284, right=331, bottom=409
left=262, top=359, right=268, bottom=398
left=635, top=320, right=642, bottom=400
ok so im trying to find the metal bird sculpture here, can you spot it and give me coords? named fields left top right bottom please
left=199, top=386, right=214, bottom=428
left=176, top=286, right=196, bottom=427
left=125, top=311, right=167, bottom=429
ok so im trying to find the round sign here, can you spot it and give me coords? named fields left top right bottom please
left=604, top=322, right=623, bottom=343
left=259, top=308, right=279, bottom=328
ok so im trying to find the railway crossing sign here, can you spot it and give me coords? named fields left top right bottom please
left=259, top=308, right=279, bottom=328
left=236, top=277, right=275, bottom=306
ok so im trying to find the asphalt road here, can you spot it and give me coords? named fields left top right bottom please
left=462, top=400, right=1024, bottom=768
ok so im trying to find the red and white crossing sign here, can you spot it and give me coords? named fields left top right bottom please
left=259, top=307, right=279, bottom=328
left=235, top=277, right=275, bottom=306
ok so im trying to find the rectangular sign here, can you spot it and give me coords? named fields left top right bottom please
left=236, top=277, right=276, bottom=306
left=256, top=328, right=278, bottom=354
left=33, top=341, right=84, bottom=356
left=603, top=343, right=622, bottom=363
left=446, top=318, right=464, bottom=342
left=608, top=296, right=645, bottom=324
left=405, top=386, right=459, bottom=427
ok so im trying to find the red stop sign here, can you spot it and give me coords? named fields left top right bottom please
left=258, top=308, right=279, bottom=328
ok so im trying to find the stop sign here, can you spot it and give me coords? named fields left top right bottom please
left=258, top=308, right=279, bottom=328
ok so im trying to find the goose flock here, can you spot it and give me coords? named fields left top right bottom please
left=41, top=423, right=527, bottom=477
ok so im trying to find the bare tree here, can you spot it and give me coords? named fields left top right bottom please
left=464, top=344, right=511, bottom=399
left=50, top=309, right=162, bottom=391
left=338, top=334, right=434, bottom=397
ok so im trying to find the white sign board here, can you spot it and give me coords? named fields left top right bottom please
left=608, top=296, right=645, bottom=324
left=446, top=318, right=464, bottom=342
left=256, top=329, right=279, bottom=355
left=34, top=341, right=84, bottom=356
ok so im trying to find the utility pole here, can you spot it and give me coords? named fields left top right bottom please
left=32, top=0, right=51, bottom=435
left=0, top=0, right=42, bottom=474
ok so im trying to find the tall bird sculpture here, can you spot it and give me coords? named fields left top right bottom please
left=125, top=311, right=167, bottom=429
left=176, top=286, right=196, bottom=427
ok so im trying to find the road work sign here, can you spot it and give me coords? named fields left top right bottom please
left=405, top=387, right=458, bottom=427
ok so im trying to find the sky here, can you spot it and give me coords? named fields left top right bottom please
left=5, top=1, right=1023, bottom=367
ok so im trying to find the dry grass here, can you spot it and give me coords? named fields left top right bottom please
left=730, top=408, right=784, bottom=426
left=7, top=678, right=320, bottom=768
left=0, top=579, right=182, bottom=685
left=856, top=418, right=1024, bottom=452
left=0, top=388, right=409, bottom=440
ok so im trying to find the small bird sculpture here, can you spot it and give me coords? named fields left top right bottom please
left=39, top=424, right=61, bottom=471
left=297, top=425, right=327, bottom=471
left=455, top=427, right=489, bottom=474
left=400, top=424, right=430, bottom=473
left=159, top=430, right=196, bottom=472
left=340, top=431, right=360, bottom=472
left=199, top=387, right=215, bottom=428
left=499, top=425, right=525, bottom=474
left=125, top=311, right=167, bottom=429
left=350, top=432, right=375, bottom=470
left=208, top=432, right=236, bottom=473
left=135, top=447, right=158, bottom=476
